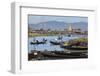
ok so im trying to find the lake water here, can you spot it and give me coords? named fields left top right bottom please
left=28, top=35, right=87, bottom=53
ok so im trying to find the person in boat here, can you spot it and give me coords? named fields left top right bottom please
left=58, top=36, right=63, bottom=40
left=36, top=40, right=39, bottom=43
left=43, top=38, right=47, bottom=42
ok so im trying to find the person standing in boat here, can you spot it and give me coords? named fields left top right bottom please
left=33, top=38, right=36, bottom=42
left=58, top=36, right=63, bottom=40
left=36, top=40, right=39, bottom=43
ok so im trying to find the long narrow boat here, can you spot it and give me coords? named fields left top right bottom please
left=30, top=40, right=47, bottom=45
left=42, top=51, right=87, bottom=58
left=66, top=46, right=87, bottom=50
left=50, top=36, right=63, bottom=45
left=50, top=41, right=61, bottom=45
left=60, top=39, right=88, bottom=50
left=60, top=44, right=88, bottom=50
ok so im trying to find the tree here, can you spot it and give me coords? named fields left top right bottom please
left=40, top=28, right=44, bottom=31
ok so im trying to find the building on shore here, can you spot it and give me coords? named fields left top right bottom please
left=67, top=25, right=73, bottom=34
left=67, top=25, right=83, bottom=34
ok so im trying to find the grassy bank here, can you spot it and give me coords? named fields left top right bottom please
left=28, top=33, right=61, bottom=37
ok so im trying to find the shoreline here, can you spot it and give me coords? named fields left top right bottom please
left=28, top=33, right=88, bottom=37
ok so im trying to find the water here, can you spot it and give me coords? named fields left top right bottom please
left=28, top=35, right=87, bottom=53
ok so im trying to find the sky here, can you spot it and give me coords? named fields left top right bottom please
left=28, top=15, right=88, bottom=24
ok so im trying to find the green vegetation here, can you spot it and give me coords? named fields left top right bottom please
left=29, top=33, right=48, bottom=37
left=28, top=32, right=62, bottom=37
left=73, top=38, right=88, bottom=42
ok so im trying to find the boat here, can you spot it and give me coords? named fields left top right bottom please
left=60, top=38, right=88, bottom=50
left=60, top=44, right=88, bottom=50
left=50, top=37, right=63, bottom=45
left=30, top=39, right=47, bottom=45
left=50, top=41, right=61, bottom=45
left=68, top=34, right=71, bottom=37
left=42, top=51, right=87, bottom=58
left=30, top=41, right=46, bottom=44
left=66, top=46, right=88, bottom=50
left=60, top=41, right=88, bottom=50
left=50, top=39, right=64, bottom=45
left=28, top=50, right=88, bottom=60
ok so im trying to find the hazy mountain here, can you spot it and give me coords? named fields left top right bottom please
left=29, top=21, right=88, bottom=31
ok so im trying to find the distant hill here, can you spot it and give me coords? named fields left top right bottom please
left=29, top=21, right=88, bottom=31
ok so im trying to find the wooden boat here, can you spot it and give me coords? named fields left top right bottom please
left=42, top=51, right=87, bottom=58
left=68, top=34, right=71, bottom=37
left=67, top=46, right=88, bottom=50
left=60, top=39, right=88, bottom=50
left=60, top=45, right=88, bottom=50
left=50, top=35, right=64, bottom=45
left=28, top=51, right=88, bottom=60
left=50, top=41, right=61, bottom=45
left=30, top=39, right=47, bottom=45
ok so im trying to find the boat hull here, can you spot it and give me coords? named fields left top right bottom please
left=30, top=41, right=46, bottom=45
left=61, top=45, right=88, bottom=50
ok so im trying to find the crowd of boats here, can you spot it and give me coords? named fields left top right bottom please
left=30, top=35, right=88, bottom=50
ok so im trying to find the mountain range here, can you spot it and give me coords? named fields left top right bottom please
left=29, top=21, right=88, bottom=31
